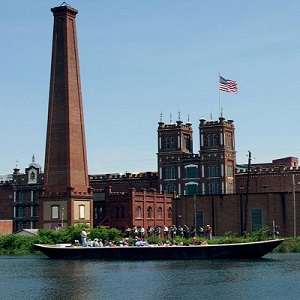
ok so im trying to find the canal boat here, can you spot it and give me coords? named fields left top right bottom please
left=34, top=239, right=284, bottom=260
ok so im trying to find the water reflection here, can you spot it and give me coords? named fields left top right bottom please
left=1, top=253, right=300, bottom=300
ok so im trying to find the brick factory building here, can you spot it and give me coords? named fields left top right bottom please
left=1, top=4, right=300, bottom=237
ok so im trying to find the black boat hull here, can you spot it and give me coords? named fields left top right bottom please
left=34, top=239, right=284, bottom=260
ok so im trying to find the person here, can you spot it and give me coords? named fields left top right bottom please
left=135, top=238, right=149, bottom=247
left=132, top=225, right=138, bottom=238
left=183, top=225, right=189, bottom=239
left=178, top=226, right=184, bottom=238
left=147, top=226, right=154, bottom=237
left=198, top=226, right=204, bottom=237
left=163, top=225, right=169, bottom=239
left=125, top=227, right=131, bottom=238
left=155, top=225, right=161, bottom=237
left=81, top=228, right=89, bottom=247
left=192, top=236, right=199, bottom=245
left=205, top=225, right=213, bottom=240
left=170, top=225, right=177, bottom=239
left=92, top=238, right=99, bottom=247
left=140, top=227, right=145, bottom=239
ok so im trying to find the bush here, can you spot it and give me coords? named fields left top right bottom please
left=273, top=237, right=300, bottom=253
left=0, top=234, right=35, bottom=255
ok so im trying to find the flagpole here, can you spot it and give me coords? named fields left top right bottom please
left=218, top=73, right=221, bottom=117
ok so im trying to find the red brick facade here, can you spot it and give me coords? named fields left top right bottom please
left=176, top=191, right=299, bottom=237
left=93, top=186, right=173, bottom=232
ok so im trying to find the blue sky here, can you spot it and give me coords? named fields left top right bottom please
left=1, top=0, right=300, bottom=175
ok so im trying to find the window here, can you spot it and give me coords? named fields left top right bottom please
left=18, top=192, right=24, bottom=203
left=186, top=166, right=198, bottom=178
left=213, top=134, right=217, bottom=146
left=184, top=136, right=191, bottom=151
left=94, top=207, right=98, bottom=219
left=170, top=137, right=175, bottom=148
left=166, top=184, right=175, bottom=194
left=166, top=167, right=175, bottom=179
left=147, top=206, right=152, bottom=218
left=209, top=182, right=219, bottom=194
left=17, top=222, right=23, bottom=231
left=208, top=135, right=212, bottom=146
left=186, top=183, right=198, bottom=196
left=227, top=182, right=233, bottom=193
left=208, top=165, right=218, bottom=177
left=251, top=208, right=262, bottom=231
left=18, top=207, right=24, bottom=218
left=98, top=207, right=104, bottom=219
left=157, top=207, right=162, bottom=219
left=167, top=207, right=172, bottom=218
left=196, top=211, right=204, bottom=228
left=165, top=137, right=175, bottom=149
left=166, top=137, right=170, bottom=149
left=136, top=206, right=142, bottom=218
left=208, top=134, right=217, bottom=146
left=227, top=165, right=233, bottom=177
left=121, top=206, right=125, bottom=218
left=115, top=206, right=119, bottom=219
left=225, top=134, right=232, bottom=147
left=79, top=205, right=85, bottom=219
left=51, top=205, right=59, bottom=219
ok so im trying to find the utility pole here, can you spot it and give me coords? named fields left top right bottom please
left=244, top=151, right=251, bottom=233
left=292, top=174, right=296, bottom=237
left=194, top=195, right=197, bottom=230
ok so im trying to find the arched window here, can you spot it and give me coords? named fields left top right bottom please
left=147, top=206, right=152, bottom=218
left=18, top=192, right=24, bottom=203
left=166, top=184, right=175, bottom=193
left=157, top=207, right=162, bottom=219
left=209, top=182, right=219, bottom=194
left=167, top=207, right=172, bottom=219
left=166, top=167, right=175, bottom=179
left=208, top=134, right=212, bottom=146
left=166, top=137, right=170, bottom=149
left=18, top=207, right=24, bottom=218
left=136, top=206, right=142, bottom=218
left=170, top=137, right=175, bottom=148
left=213, top=134, right=217, bottom=146
left=121, top=206, right=125, bottom=218
left=208, top=165, right=218, bottom=177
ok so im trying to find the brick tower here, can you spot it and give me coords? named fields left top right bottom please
left=157, top=115, right=193, bottom=195
left=199, top=115, right=236, bottom=194
left=40, top=4, right=93, bottom=229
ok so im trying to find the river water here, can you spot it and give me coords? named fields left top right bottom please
left=1, top=253, right=300, bottom=300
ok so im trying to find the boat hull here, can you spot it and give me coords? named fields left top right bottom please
left=34, top=239, right=284, bottom=260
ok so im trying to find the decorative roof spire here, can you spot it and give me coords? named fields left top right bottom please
left=160, top=111, right=163, bottom=122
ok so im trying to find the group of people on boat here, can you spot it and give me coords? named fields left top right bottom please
left=80, top=224, right=213, bottom=248
left=125, top=224, right=213, bottom=240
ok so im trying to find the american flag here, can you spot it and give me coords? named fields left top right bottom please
left=219, top=76, right=238, bottom=93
